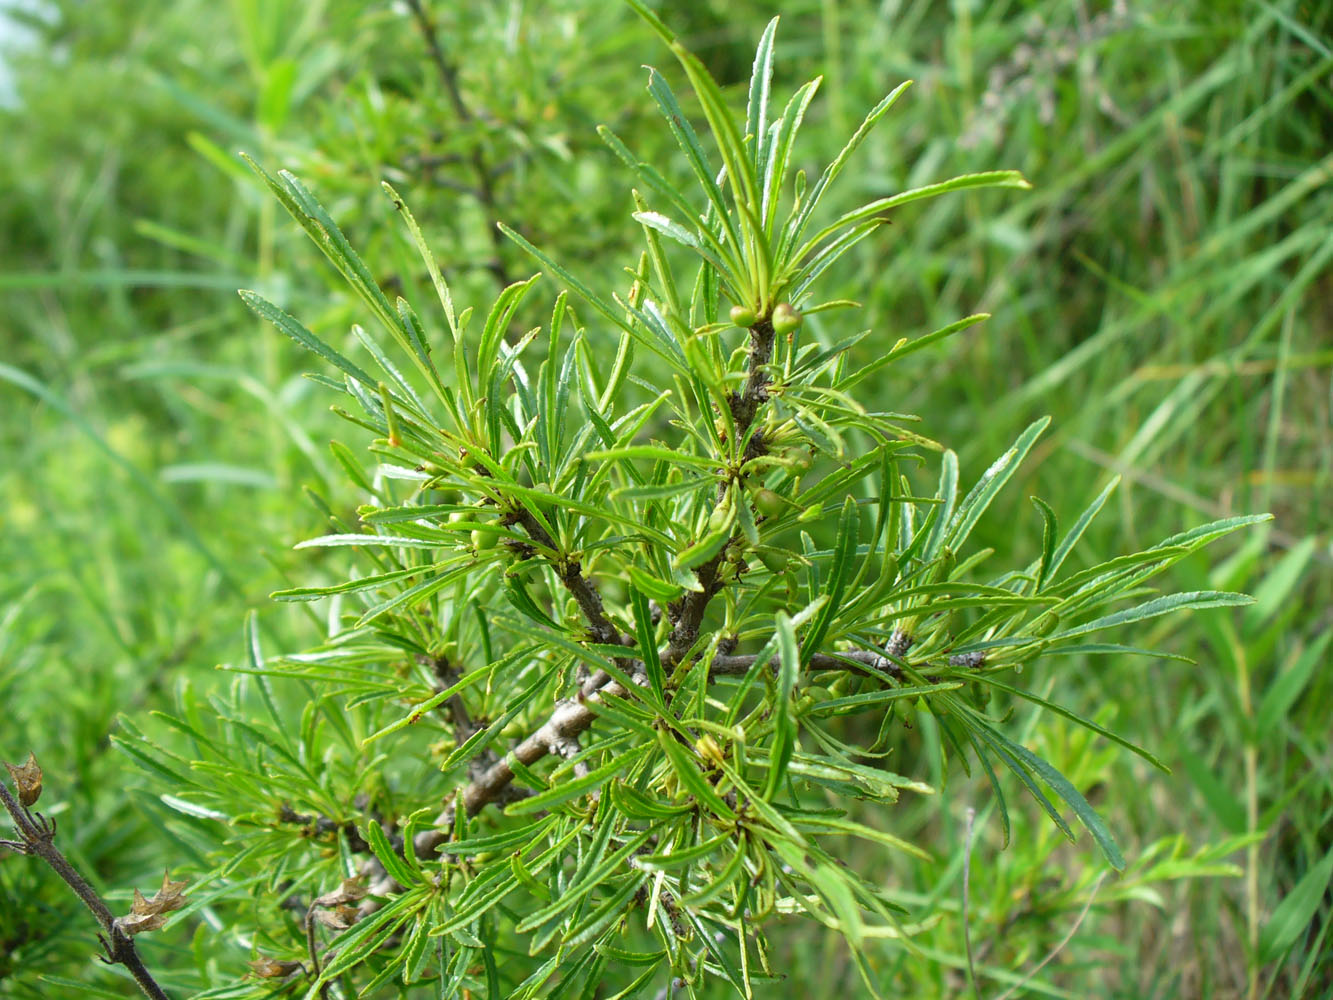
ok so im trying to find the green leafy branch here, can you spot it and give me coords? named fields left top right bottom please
left=107, top=11, right=1266, bottom=998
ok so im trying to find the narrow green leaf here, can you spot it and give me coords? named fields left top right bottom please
left=983, top=724, right=1125, bottom=870
left=355, top=563, right=476, bottom=628
left=1042, top=643, right=1194, bottom=663
left=946, top=416, right=1050, bottom=551
left=745, top=18, right=779, bottom=168
left=1158, top=513, right=1272, bottom=551
left=796, top=171, right=1031, bottom=264
left=805, top=682, right=962, bottom=718
left=367, top=819, right=420, bottom=889
left=270, top=566, right=421, bottom=602
left=800, top=496, right=859, bottom=668
left=626, top=565, right=686, bottom=604
left=783, top=79, right=914, bottom=255
left=629, top=586, right=666, bottom=699
left=1046, top=477, right=1119, bottom=585
left=840, top=313, right=990, bottom=390
left=763, top=612, right=801, bottom=799
left=789, top=815, right=931, bottom=861
left=507, top=746, right=652, bottom=816
left=516, top=828, right=657, bottom=931
left=1031, top=496, right=1058, bottom=591
left=1054, top=591, right=1254, bottom=640
left=363, top=665, right=492, bottom=746
left=677, top=835, right=750, bottom=908
left=563, top=872, right=650, bottom=950
left=500, top=222, right=688, bottom=377
left=239, top=290, right=375, bottom=389
left=673, top=524, right=731, bottom=572
left=972, top=675, right=1168, bottom=772
left=657, top=731, right=736, bottom=818
left=922, top=450, right=958, bottom=563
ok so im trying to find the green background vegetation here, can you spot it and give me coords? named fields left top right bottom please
left=1, top=0, right=1328, bottom=996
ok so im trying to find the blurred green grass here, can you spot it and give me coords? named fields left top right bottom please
left=1, top=0, right=1328, bottom=995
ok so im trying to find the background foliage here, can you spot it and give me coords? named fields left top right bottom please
left=1, top=0, right=1328, bottom=996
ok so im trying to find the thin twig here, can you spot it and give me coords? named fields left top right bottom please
left=303, top=907, right=328, bottom=1000
left=0, top=779, right=172, bottom=1000
left=403, top=0, right=513, bottom=287
left=709, top=648, right=904, bottom=678
left=508, top=506, right=629, bottom=648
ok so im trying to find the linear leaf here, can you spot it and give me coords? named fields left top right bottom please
left=1054, top=591, right=1254, bottom=640
left=239, top=290, right=375, bottom=390
left=796, top=171, right=1031, bottom=263
left=801, top=496, right=859, bottom=667
left=981, top=723, right=1125, bottom=870
left=946, top=417, right=1050, bottom=550
left=763, top=612, right=801, bottom=799
left=366, top=819, right=420, bottom=889
left=1045, top=477, right=1119, bottom=585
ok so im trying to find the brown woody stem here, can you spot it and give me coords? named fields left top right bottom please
left=0, top=779, right=172, bottom=1000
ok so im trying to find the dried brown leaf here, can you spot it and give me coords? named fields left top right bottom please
left=4, top=752, right=42, bottom=807
left=247, top=956, right=306, bottom=979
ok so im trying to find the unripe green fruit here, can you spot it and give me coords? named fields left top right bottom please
left=752, top=488, right=784, bottom=518
left=730, top=304, right=757, bottom=328
left=771, top=302, right=802, bottom=335
left=472, top=528, right=498, bottom=551
left=756, top=549, right=788, bottom=574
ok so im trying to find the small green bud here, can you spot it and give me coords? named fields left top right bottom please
left=771, top=302, right=802, bottom=335
left=729, top=304, right=757, bottom=328
left=694, top=734, right=724, bottom=767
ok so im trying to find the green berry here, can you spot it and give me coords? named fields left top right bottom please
left=707, top=504, right=732, bottom=534
left=752, top=488, right=784, bottom=518
left=472, top=528, right=498, bottom=551
left=771, top=302, right=802, bottom=335
left=729, top=304, right=757, bottom=328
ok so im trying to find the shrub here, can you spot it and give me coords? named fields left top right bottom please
left=4, top=8, right=1264, bottom=997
